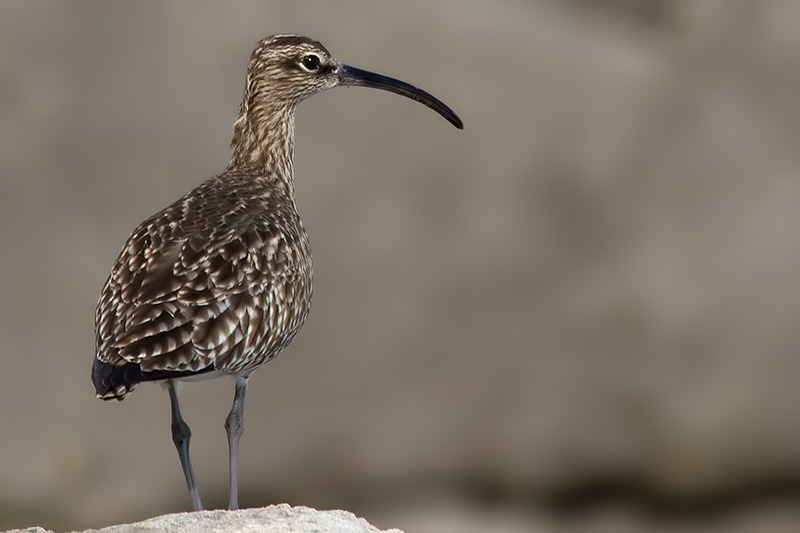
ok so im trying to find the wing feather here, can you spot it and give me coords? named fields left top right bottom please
left=94, top=172, right=312, bottom=392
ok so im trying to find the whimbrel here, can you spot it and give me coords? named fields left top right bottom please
left=92, top=34, right=462, bottom=511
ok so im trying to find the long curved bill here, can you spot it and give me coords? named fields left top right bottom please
left=338, top=63, right=463, bottom=129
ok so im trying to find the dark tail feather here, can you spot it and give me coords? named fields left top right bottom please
left=91, top=358, right=214, bottom=401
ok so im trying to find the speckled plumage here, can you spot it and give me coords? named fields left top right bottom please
left=93, top=36, right=320, bottom=400
left=93, top=168, right=312, bottom=398
left=91, top=33, right=461, bottom=511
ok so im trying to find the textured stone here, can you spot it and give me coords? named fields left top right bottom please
left=5, top=505, right=402, bottom=533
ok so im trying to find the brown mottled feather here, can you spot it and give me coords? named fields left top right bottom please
left=93, top=33, right=460, bottom=402
left=92, top=36, right=340, bottom=400
left=94, top=169, right=312, bottom=398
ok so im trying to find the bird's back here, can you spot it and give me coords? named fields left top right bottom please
left=93, top=170, right=313, bottom=400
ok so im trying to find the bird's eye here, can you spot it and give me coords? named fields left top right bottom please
left=300, top=54, right=321, bottom=72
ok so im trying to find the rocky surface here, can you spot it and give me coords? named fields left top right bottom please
left=5, top=505, right=402, bottom=533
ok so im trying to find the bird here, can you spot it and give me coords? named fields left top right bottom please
left=92, top=34, right=462, bottom=512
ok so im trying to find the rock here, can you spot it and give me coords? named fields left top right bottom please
left=4, top=505, right=403, bottom=533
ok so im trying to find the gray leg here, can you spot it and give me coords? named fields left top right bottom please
left=167, top=380, right=203, bottom=511
left=225, top=375, right=250, bottom=510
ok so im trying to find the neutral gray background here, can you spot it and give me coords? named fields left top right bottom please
left=1, top=1, right=799, bottom=531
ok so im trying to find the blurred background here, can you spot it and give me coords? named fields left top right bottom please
left=1, top=1, right=799, bottom=532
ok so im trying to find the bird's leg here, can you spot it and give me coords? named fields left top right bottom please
left=225, top=375, right=250, bottom=510
left=166, top=380, right=203, bottom=511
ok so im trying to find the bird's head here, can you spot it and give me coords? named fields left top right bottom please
left=242, top=34, right=463, bottom=129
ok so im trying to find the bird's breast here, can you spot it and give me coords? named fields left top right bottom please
left=227, top=213, right=312, bottom=373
